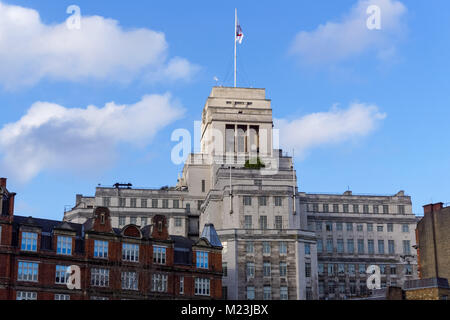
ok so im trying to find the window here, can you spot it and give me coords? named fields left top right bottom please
left=319, top=281, right=324, bottom=295
left=246, top=262, right=255, bottom=278
left=398, top=205, right=405, bottom=214
left=380, top=264, right=386, bottom=274
left=348, top=264, right=355, bottom=274
left=186, top=203, right=190, bottom=213
left=54, top=294, right=70, bottom=300
left=349, top=281, right=356, bottom=295
left=357, top=224, right=363, bottom=232
left=339, top=282, right=346, bottom=294
left=119, top=216, right=126, bottom=227
left=280, top=287, right=289, bottom=300
left=279, top=241, right=287, bottom=254
left=21, top=232, right=37, bottom=252
left=359, top=264, right=366, bottom=274
left=333, top=204, right=339, bottom=213
left=247, top=286, right=255, bottom=300
left=347, top=239, right=354, bottom=253
left=162, top=199, right=169, bottom=208
left=363, top=205, right=369, bottom=214
left=202, top=180, right=206, bottom=193
left=243, top=196, right=252, bottom=206
left=55, top=265, right=69, bottom=284
left=57, top=236, right=72, bottom=255
left=196, top=251, right=209, bottom=269
left=403, top=240, right=411, bottom=255
left=90, top=296, right=109, bottom=300
left=275, top=216, right=283, bottom=229
left=328, top=281, right=336, bottom=294
left=368, top=240, right=375, bottom=254
left=405, top=265, right=412, bottom=275
left=246, top=241, right=254, bottom=254
left=358, top=239, right=365, bottom=254
left=337, top=239, right=344, bottom=253
left=323, top=204, right=329, bottom=213
left=312, top=204, right=319, bottom=213
left=122, top=271, right=138, bottom=291
left=152, top=274, right=168, bottom=292
left=402, top=224, right=409, bottom=233
left=343, top=204, right=349, bottom=213
left=152, top=199, right=158, bottom=208
left=119, top=198, right=126, bottom=207
left=336, top=222, right=343, bottom=231
left=327, top=264, right=334, bottom=275
left=263, top=262, right=271, bottom=277
left=346, top=223, right=353, bottom=231
left=141, top=199, right=147, bottom=208
left=263, top=242, right=271, bottom=254
left=222, top=263, right=228, bottom=277
left=316, top=221, right=322, bottom=231
left=122, top=243, right=139, bottom=262
left=383, top=205, right=389, bottom=214
left=130, top=198, right=137, bottom=208
left=94, top=240, right=108, bottom=259
left=318, top=263, right=324, bottom=274
left=263, top=286, right=271, bottom=300
left=338, top=264, right=345, bottom=274
left=91, top=268, right=109, bottom=287
left=274, top=197, right=282, bottom=207
left=353, top=205, right=359, bottom=213
left=373, top=205, right=379, bottom=214
left=317, top=239, right=323, bottom=253
left=259, top=196, right=267, bottom=206
left=377, top=225, right=384, bottom=232
left=195, top=278, right=210, bottom=296
left=153, top=246, right=167, bottom=264
left=305, top=263, right=311, bottom=278
left=130, top=217, right=137, bottom=225
left=175, top=217, right=182, bottom=227
left=244, top=215, right=252, bottom=229
left=305, top=243, right=311, bottom=255
left=180, top=276, right=184, bottom=294
left=16, top=292, right=37, bottom=300
left=326, top=222, right=333, bottom=232
left=378, top=240, right=385, bottom=254
left=390, top=265, right=397, bottom=275
left=326, top=239, right=333, bottom=253
left=259, top=216, right=268, bottom=230
left=389, top=240, right=395, bottom=254
left=18, top=261, right=38, bottom=282
left=141, top=217, right=148, bottom=226
left=367, top=223, right=373, bottom=232
left=280, top=262, right=287, bottom=277
left=103, top=197, right=110, bottom=206
left=173, top=200, right=180, bottom=209
left=387, top=223, right=393, bottom=232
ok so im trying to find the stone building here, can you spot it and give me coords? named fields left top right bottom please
left=302, top=191, right=419, bottom=299
left=0, top=179, right=223, bottom=300
left=63, top=86, right=420, bottom=300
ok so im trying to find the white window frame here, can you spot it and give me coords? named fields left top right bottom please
left=196, top=251, right=209, bottom=269
left=194, top=278, right=210, bottom=296
left=55, top=265, right=70, bottom=284
left=57, top=236, right=72, bottom=255
left=17, top=291, right=37, bottom=300
left=153, top=246, right=167, bottom=265
left=17, top=261, right=39, bottom=282
left=21, top=232, right=38, bottom=252
left=122, top=243, right=139, bottom=262
left=121, top=271, right=138, bottom=291
left=152, top=274, right=168, bottom=292
left=91, top=268, right=109, bottom=287
left=54, top=294, right=70, bottom=300
left=94, top=240, right=108, bottom=259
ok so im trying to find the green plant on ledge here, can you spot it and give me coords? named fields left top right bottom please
left=244, top=157, right=266, bottom=169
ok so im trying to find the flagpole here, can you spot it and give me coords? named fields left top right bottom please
left=234, top=8, right=237, bottom=88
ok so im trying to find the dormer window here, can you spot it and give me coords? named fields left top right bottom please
left=57, top=236, right=72, bottom=255
left=21, top=232, right=37, bottom=252
left=158, top=221, right=163, bottom=232
left=100, top=214, right=105, bottom=225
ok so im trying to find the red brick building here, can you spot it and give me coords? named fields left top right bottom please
left=0, top=178, right=223, bottom=300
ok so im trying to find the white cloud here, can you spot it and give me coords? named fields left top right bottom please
left=275, top=103, right=386, bottom=158
left=0, top=2, right=198, bottom=89
left=290, top=0, right=407, bottom=66
left=0, top=94, right=184, bottom=182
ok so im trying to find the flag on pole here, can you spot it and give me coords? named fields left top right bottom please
left=236, top=20, right=244, bottom=44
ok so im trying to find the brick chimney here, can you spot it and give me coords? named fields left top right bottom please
left=423, top=202, right=443, bottom=215
left=0, top=177, right=6, bottom=189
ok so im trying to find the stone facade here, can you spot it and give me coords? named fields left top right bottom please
left=302, top=191, right=419, bottom=299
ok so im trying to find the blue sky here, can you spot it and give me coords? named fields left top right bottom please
left=0, top=0, right=449, bottom=219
